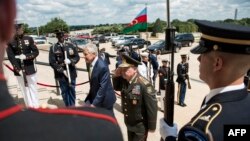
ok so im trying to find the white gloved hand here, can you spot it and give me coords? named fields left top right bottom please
left=160, top=118, right=178, bottom=139
left=64, top=58, right=71, bottom=64
left=63, top=70, right=68, bottom=78
left=19, top=54, right=26, bottom=60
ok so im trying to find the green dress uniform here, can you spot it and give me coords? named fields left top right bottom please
left=123, top=74, right=158, bottom=141
left=119, top=54, right=158, bottom=141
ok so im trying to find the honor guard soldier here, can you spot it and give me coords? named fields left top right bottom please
left=0, top=1, right=123, bottom=140
left=6, top=21, right=40, bottom=108
left=117, top=54, right=158, bottom=141
left=160, top=20, right=250, bottom=141
left=158, top=59, right=170, bottom=111
left=176, top=54, right=189, bottom=107
left=49, top=30, right=80, bottom=107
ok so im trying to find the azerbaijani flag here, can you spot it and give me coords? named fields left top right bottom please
left=123, top=7, right=147, bottom=33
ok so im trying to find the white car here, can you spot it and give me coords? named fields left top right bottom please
left=33, top=36, right=48, bottom=45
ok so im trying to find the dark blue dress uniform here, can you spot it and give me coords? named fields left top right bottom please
left=49, top=40, right=80, bottom=107
left=158, top=63, right=170, bottom=90
left=0, top=79, right=123, bottom=141
left=119, top=54, right=158, bottom=141
left=165, top=20, right=250, bottom=141
left=6, top=35, right=39, bottom=76
left=176, top=55, right=189, bottom=107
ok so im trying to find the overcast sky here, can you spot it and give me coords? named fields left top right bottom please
left=16, top=0, right=250, bottom=27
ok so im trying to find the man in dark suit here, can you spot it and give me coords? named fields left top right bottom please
left=0, top=0, right=123, bottom=141
left=160, top=20, right=250, bottom=141
left=115, top=54, right=158, bottom=141
left=6, top=21, right=39, bottom=108
left=83, top=44, right=116, bottom=111
left=99, top=48, right=116, bottom=65
left=49, top=31, right=80, bottom=107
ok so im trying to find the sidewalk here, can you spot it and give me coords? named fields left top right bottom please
left=3, top=41, right=209, bottom=141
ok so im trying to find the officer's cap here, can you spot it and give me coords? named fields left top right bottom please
left=15, top=20, right=24, bottom=29
left=191, top=20, right=250, bottom=54
left=118, top=54, right=141, bottom=68
left=55, top=30, right=64, bottom=38
left=140, top=52, right=149, bottom=57
left=162, top=59, right=168, bottom=63
left=181, top=54, right=187, bottom=58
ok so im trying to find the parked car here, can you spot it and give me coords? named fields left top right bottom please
left=70, top=38, right=88, bottom=52
left=175, top=33, right=194, bottom=47
left=33, top=36, right=47, bottom=45
left=121, top=38, right=151, bottom=49
left=146, top=40, right=181, bottom=54
left=92, top=34, right=107, bottom=43
left=115, top=36, right=137, bottom=47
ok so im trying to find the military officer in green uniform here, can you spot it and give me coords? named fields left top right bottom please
left=116, top=54, right=158, bottom=141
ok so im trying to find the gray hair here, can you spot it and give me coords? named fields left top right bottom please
left=84, top=43, right=98, bottom=55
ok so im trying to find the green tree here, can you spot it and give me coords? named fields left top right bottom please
left=43, top=17, right=69, bottom=33
left=152, top=18, right=164, bottom=36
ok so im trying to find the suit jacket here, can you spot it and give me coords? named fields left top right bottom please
left=85, top=58, right=116, bottom=110
left=0, top=80, right=123, bottom=141
left=177, top=89, right=250, bottom=141
left=7, top=35, right=39, bottom=76
left=100, top=52, right=116, bottom=65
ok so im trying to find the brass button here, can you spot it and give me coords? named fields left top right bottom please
left=124, top=103, right=127, bottom=105
left=125, top=109, right=127, bottom=111
left=125, top=114, right=128, bottom=117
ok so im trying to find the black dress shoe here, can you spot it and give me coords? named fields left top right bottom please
left=180, top=103, right=187, bottom=107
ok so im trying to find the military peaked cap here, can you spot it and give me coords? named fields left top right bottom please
left=181, top=54, right=187, bottom=58
left=55, top=30, right=64, bottom=38
left=191, top=20, right=250, bottom=54
left=15, top=20, right=24, bottom=29
left=119, top=54, right=141, bottom=68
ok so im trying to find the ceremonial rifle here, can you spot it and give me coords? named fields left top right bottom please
left=15, top=35, right=28, bottom=87
left=161, top=0, right=176, bottom=140
left=63, top=43, right=72, bottom=86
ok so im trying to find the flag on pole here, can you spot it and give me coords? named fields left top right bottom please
left=123, top=7, right=147, bottom=33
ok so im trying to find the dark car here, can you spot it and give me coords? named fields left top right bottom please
left=175, top=33, right=194, bottom=47
left=70, top=38, right=88, bottom=52
left=146, top=40, right=181, bottom=54
left=122, top=38, right=151, bottom=49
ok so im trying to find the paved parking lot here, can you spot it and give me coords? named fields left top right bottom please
left=3, top=40, right=209, bottom=141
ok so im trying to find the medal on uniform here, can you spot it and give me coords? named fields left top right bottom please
left=69, top=48, right=74, bottom=55
left=132, top=85, right=140, bottom=95
left=24, top=40, right=29, bottom=45
left=132, top=99, right=137, bottom=105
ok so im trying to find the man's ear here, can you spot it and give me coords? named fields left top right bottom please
left=213, top=56, right=223, bottom=72
left=0, top=0, right=16, bottom=42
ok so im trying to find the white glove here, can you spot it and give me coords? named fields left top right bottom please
left=63, top=70, right=68, bottom=78
left=160, top=118, right=178, bottom=139
left=64, top=58, right=71, bottom=65
left=19, top=54, right=26, bottom=60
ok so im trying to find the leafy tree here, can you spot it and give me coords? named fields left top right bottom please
left=152, top=18, right=165, bottom=36
left=43, top=17, right=69, bottom=33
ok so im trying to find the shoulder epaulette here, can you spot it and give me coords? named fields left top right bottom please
left=138, top=75, right=150, bottom=85
left=190, top=103, right=222, bottom=134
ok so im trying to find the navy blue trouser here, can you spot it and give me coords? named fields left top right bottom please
left=59, top=78, right=76, bottom=107
left=178, top=81, right=187, bottom=104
